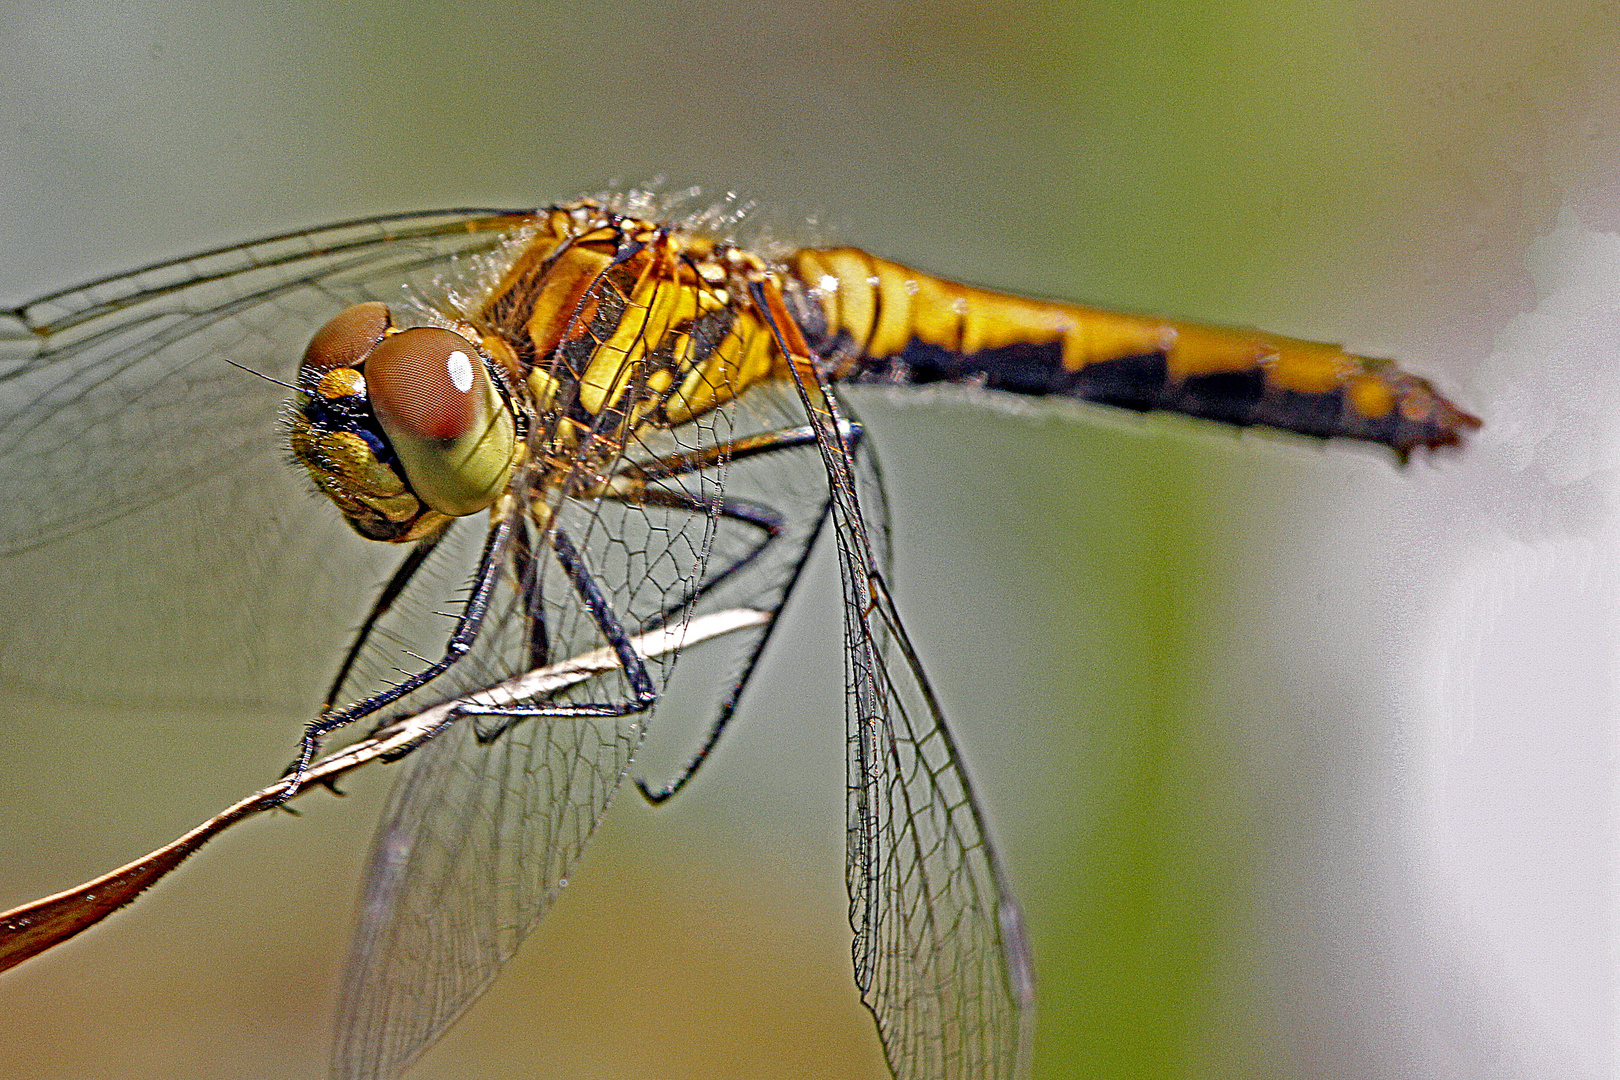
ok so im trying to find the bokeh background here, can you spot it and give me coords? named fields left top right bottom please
left=2, top=1, right=1618, bottom=1078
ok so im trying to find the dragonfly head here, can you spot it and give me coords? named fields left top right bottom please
left=288, top=302, right=521, bottom=542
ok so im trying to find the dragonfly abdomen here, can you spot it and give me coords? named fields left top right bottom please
left=789, top=247, right=1479, bottom=456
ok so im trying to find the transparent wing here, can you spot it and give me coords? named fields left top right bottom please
left=330, top=663, right=636, bottom=1080
left=0, top=209, right=534, bottom=554
left=841, top=562, right=1035, bottom=1079
left=750, top=280, right=1036, bottom=1080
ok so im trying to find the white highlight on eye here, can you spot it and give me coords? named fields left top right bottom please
left=446, top=350, right=474, bottom=393
left=819, top=273, right=839, bottom=293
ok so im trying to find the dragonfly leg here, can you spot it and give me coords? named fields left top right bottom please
left=608, top=422, right=838, bottom=483
left=631, top=423, right=868, bottom=805
left=627, top=489, right=785, bottom=635
left=509, top=518, right=549, bottom=670
left=451, top=523, right=657, bottom=727
left=282, top=515, right=516, bottom=799
left=599, top=419, right=861, bottom=634
left=321, top=528, right=447, bottom=712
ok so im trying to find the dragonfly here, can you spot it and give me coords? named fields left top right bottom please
left=0, top=188, right=1478, bottom=1080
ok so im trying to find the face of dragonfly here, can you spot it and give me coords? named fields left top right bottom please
left=288, top=301, right=521, bottom=543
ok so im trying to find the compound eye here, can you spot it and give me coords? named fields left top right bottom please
left=303, top=302, right=393, bottom=376
left=365, top=327, right=518, bottom=517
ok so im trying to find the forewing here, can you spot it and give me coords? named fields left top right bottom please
left=0, top=209, right=533, bottom=553
left=750, top=280, right=1036, bottom=1080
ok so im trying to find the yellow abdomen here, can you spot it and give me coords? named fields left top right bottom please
left=789, top=247, right=1478, bottom=455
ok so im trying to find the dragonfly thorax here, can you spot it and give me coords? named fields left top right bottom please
left=286, top=204, right=797, bottom=546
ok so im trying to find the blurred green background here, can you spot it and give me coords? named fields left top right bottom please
left=2, top=1, right=1615, bottom=1078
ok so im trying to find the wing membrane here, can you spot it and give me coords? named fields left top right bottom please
left=751, top=279, right=1036, bottom=1080
left=331, top=669, right=638, bottom=1080
left=844, top=573, right=1036, bottom=1078
left=0, top=209, right=532, bottom=553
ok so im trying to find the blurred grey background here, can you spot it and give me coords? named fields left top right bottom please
left=2, top=1, right=1618, bottom=1078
